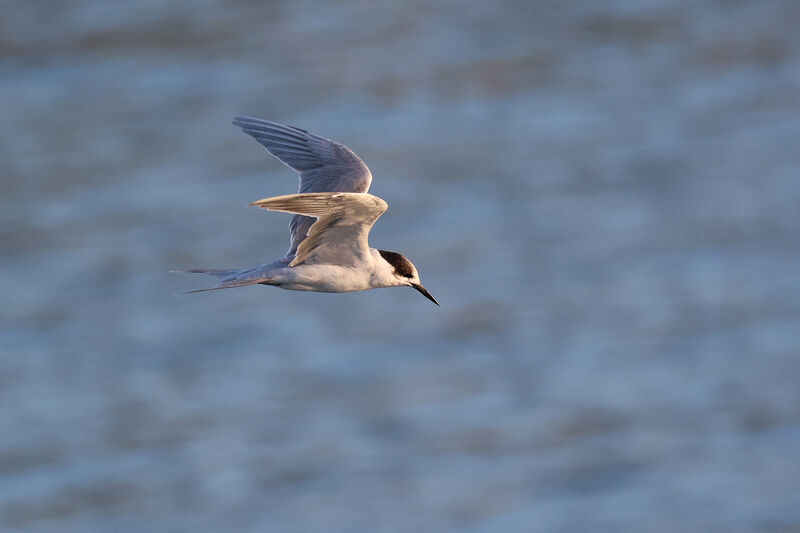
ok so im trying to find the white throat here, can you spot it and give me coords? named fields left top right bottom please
left=369, top=248, right=409, bottom=288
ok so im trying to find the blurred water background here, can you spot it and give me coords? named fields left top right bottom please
left=2, top=1, right=800, bottom=531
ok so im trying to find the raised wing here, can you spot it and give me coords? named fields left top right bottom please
left=233, top=117, right=373, bottom=259
left=250, top=193, right=388, bottom=267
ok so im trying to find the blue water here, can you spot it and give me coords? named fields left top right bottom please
left=2, top=1, right=800, bottom=531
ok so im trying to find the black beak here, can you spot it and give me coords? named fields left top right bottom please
left=411, top=283, right=440, bottom=306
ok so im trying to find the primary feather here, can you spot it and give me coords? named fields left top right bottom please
left=250, top=192, right=388, bottom=267
left=232, top=117, right=372, bottom=259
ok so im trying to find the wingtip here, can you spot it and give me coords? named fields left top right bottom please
left=233, top=115, right=278, bottom=127
left=249, top=196, right=283, bottom=208
left=232, top=116, right=261, bottom=130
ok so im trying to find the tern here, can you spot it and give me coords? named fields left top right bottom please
left=175, top=117, right=439, bottom=305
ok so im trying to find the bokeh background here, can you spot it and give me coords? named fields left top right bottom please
left=2, top=1, right=800, bottom=531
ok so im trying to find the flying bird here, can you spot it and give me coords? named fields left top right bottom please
left=174, top=117, right=439, bottom=305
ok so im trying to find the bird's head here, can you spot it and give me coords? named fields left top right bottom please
left=378, top=250, right=439, bottom=306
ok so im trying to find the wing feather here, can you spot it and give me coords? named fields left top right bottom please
left=250, top=193, right=388, bottom=267
left=233, top=117, right=373, bottom=258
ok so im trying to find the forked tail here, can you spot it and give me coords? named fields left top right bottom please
left=170, top=268, right=272, bottom=293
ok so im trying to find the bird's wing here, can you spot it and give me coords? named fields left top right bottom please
left=250, top=193, right=388, bottom=267
left=233, top=116, right=372, bottom=192
left=233, top=117, right=373, bottom=259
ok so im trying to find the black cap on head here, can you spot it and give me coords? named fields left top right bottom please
left=378, top=250, right=415, bottom=278
left=379, top=250, right=439, bottom=305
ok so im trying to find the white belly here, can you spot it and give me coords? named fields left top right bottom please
left=275, top=264, right=374, bottom=293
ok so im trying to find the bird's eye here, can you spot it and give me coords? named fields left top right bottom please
left=403, top=273, right=414, bottom=278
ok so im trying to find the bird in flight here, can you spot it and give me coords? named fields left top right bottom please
left=175, top=117, right=439, bottom=305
